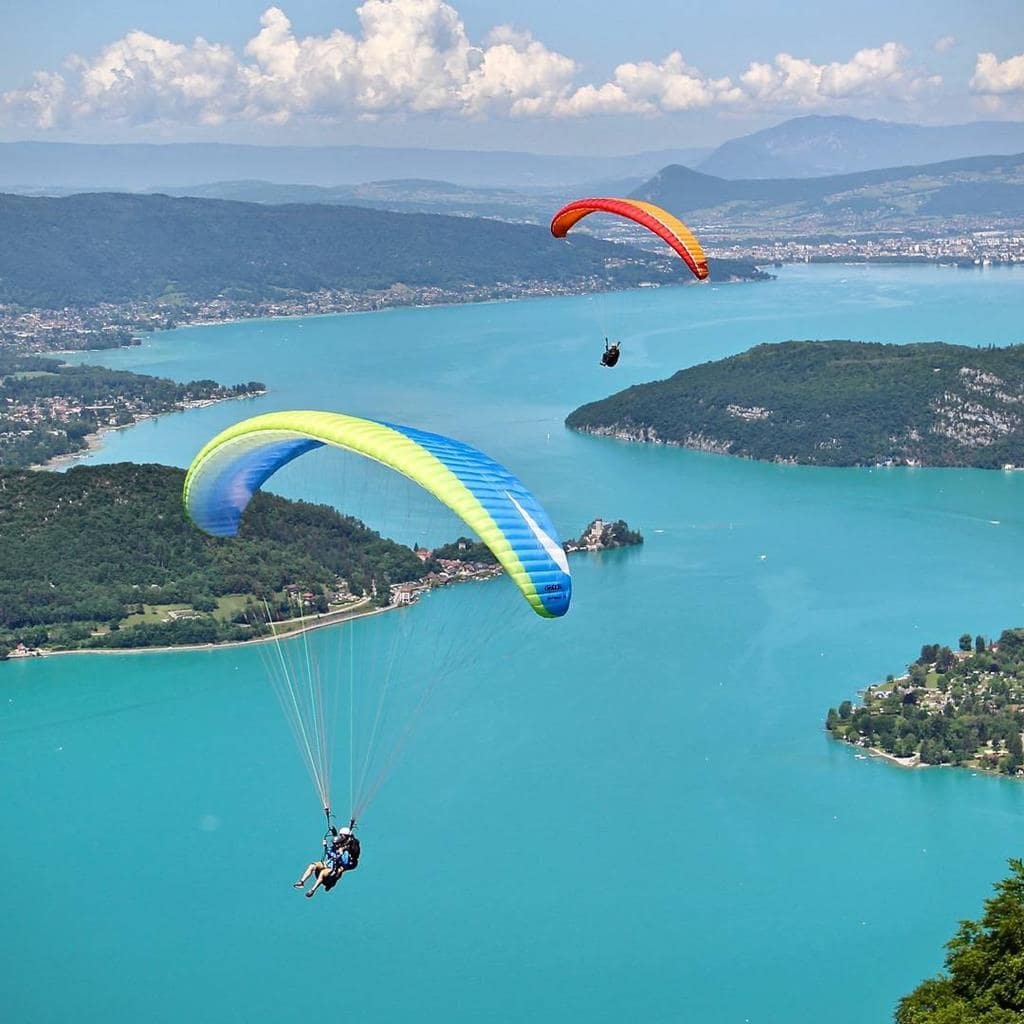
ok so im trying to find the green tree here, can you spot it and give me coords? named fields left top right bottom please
left=959, top=633, right=973, bottom=652
left=896, top=859, right=1024, bottom=1022
left=1008, top=730, right=1023, bottom=768
left=976, top=635, right=987, bottom=654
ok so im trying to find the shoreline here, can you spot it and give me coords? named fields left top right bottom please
left=32, top=426, right=110, bottom=470
left=22, top=598, right=391, bottom=659
left=30, top=413, right=157, bottom=472
left=27, top=271, right=767, bottom=360
left=860, top=744, right=923, bottom=769
left=836, top=717, right=1018, bottom=780
left=851, top=739, right=1018, bottom=780
left=6, top=528, right=637, bottom=663
left=28, top=392, right=266, bottom=472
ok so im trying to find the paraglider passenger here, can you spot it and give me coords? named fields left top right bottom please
left=293, top=826, right=361, bottom=898
left=601, top=338, right=621, bottom=368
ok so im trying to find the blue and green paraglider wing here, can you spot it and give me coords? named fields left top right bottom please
left=183, top=410, right=571, bottom=618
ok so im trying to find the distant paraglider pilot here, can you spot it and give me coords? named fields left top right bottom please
left=601, top=338, right=621, bottom=368
left=293, top=823, right=361, bottom=898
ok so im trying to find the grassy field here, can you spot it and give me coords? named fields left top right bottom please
left=214, top=594, right=252, bottom=621
left=119, top=603, right=193, bottom=627
left=113, top=593, right=368, bottom=633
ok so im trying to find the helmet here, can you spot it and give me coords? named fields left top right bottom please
left=338, top=827, right=353, bottom=837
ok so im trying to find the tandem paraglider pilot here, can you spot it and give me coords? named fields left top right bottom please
left=293, top=824, right=361, bottom=898
left=601, top=338, right=621, bottom=368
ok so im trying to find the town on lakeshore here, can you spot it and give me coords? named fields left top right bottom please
left=0, top=280, right=645, bottom=355
left=0, top=354, right=265, bottom=468
left=711, top=229, right=1024, bottom=267
left=827, top=630, right=1024, bottom=777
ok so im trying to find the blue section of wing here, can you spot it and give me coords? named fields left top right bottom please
left=185, top=415, right=571, bottom=618
left=385, top=421, right=571, bottom=618
left=187, top=436, right=323, bottom=537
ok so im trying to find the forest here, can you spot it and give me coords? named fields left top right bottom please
left=826, top=629, right=1024, bottom=774
left=0, top=463, right=426, bottom=655
left=0, top=192, right=763, bottom=310
left=567, top=340, right=1024, bottom=468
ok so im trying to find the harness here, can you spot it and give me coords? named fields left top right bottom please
left=321, top=813, right=360, bottom=872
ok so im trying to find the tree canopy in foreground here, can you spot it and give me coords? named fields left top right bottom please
left=896, top=859, right=1024, bottom=1023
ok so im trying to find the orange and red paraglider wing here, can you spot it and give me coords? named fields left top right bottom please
left=550, top=197, right=709, bottom=281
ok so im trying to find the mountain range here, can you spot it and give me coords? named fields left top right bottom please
left=133, top=151, right=1024, bottom=240
left=4, top=116, right=1024, bottom=193
left=153, top=178, right=570, bottom=223
left=631, top=152, right=1024, bottom=238
left=0, top=141, right=707, bottom=193
left=697, top=115, right=1024, bottom=179
left=0, top=192, right=763, bottom=310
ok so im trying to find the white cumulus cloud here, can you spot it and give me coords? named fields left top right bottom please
left=971, top=52, right=1024, bottom=94
left=0, top=70, right=68, bottom=128
left=739, top=42, right=934, bottom=107
left=555, top=52, right=742, bottom=116
left=461, top=26, right=578, bottom=116
left=0, top=1, right=580, bottom=127
left=0, top=4, right=952, bottom=130
left=934, top=35, right=956, bottom=54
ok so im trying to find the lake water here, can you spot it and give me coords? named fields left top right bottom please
left=4, top=264, right=1024, bottom=1023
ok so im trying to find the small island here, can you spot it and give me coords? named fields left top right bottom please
left=418, top=518, right=643, bottom=568
left=1, top=354, right=265, bottom=468
left=567, top=340, right=1024, bottom=469
left=0, top=463, right=640, bottom=658
left=387, top=519, right=641, bottom=608
left=826, top=630, right=1024, bottom=776
left=564, top=518, right=643, bottom=552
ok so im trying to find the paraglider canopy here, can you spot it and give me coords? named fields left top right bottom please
left=550, top=197, right=709, bottom=282
left=184, top=409, right=571, bottom=618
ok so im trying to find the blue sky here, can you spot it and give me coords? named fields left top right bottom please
left=1, top=0, right=1022, bottom=152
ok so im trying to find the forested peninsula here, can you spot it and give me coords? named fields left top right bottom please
left=826, top=630, right=1024, bottom=776
left=0, top=192, right=767, bottom=354
left=0, top=354, right=264, bottom=468
left=0, top=464, right=640, bottom=658
left=567, top=340, right=1024, bottom=468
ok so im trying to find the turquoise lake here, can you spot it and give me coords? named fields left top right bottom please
left=4, top=264, right=1024, bottom=1022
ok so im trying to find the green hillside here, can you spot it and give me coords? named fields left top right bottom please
left=0, top=463, right=426, bottom=653
left=0, top=192, right=762, bottom=310
left=631, top=153, right=1024, bottom=236
left=566, top=340, right=1024, bottom=468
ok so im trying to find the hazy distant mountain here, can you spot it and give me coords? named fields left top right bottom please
left=0, top=141, right=710, bottom=192
left=699, top=116, right=1024, bottom=179
left=152, top=178, right=547, bottom=221
left=146, top=176, right=648, bottom=222
left=631, top=152, right=1024, bottom=236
